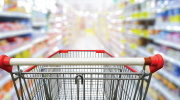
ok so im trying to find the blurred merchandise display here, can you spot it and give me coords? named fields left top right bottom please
left=0, top=0, right=79, bottom=99
left=97, top=0, right=180, bottom=100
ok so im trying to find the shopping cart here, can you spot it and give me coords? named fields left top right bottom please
left=0, top=50, right=164, bottom=100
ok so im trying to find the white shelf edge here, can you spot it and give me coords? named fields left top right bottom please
left=3, top=36, right=49, bottom=57
left=32, top=22, right=47, bottom=27
left=33, top=35, right=48, bottom=44
left=153, top=39, right=180, bottom=50
left=0, top=29, right=33, bottom=39
left=0, top=12, right=31, bottom=18
left=4, top=43, right=33, bottom=57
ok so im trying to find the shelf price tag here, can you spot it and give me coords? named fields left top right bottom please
left=131, top=43, right=137, bottom=50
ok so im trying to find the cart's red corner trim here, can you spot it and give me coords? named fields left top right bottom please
left=149, top=54, right=164, bottom=73
left=0, top=55, right=13, bottom=73
left=125, top=65, right=137, bottom=72
left=60, top=50, right=68, bottom=53
left=95, top=50, right=104, bottom=53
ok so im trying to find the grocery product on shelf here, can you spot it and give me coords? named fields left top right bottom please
left=0, top=20, right=31, bottom=33
left=0, top=35, right=31, bottom=54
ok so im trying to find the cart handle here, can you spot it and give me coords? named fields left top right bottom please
left=0, top=54, right=163, bottom=73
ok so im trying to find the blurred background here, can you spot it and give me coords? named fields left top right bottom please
left=0, top=0, right=180, bottom=100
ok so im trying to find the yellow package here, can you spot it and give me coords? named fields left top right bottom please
left=14, top=53, right=21, bottom=58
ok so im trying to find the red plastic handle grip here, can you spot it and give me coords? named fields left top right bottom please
left=0, top=55, right=12, bottom=73
left=149, top=54, right=164, bottom=73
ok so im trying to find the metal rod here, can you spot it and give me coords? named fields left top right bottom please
left=143, top=73, right=152, bottom=100
left=10, top=73, right=21, bottom=100
left=17, top=65, right=24, bottom=100
left=22, top=78, right=31, bottom=100
left=23, top=77, right=144, bottom=80
left=83, top=74, right=85, bottom=100
left=21, top=72, right=143, bottom=75
left=42, top=67, right=123, bottom=69
left=133, top=78, right=141, bottom=100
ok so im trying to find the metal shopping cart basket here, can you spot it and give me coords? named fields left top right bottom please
left=0, top=50, right=164, bottom=100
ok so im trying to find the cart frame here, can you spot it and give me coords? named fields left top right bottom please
left=0, top=50, right=164, bottom=100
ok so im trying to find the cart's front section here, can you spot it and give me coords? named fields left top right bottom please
left=0, top=50, right=164, bottom=100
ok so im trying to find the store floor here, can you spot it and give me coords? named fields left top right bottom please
left=69, top=31, right=105, bottom=50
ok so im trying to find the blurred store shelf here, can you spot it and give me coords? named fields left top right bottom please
left=0, top=12, right=31, bottom=18
left=32, top=47, right=48, bottom=58
left=32, top=22, right=47, bottom=27
left=33, top=35, right=48, bottom=44
left=154, top=50, right=180, bottom=68
left=135, top=48, right=180, bottom=86
left=154, top=24, right=180, bottom=32
left=151, top=78, right=180, bottom=100
left=153, top=39, right=180, bottom=50
left=0, top=29, right=33, bottom=39
left=125, top=17, right=155, bottom=21
left=48, top=29, right=62, bottom=34
left=0, top=76, right=11, bottom=89
left=158, top=69, right=180, bottom=87
left=4, top=43, right=33, bottom=57
left=134, top=66, right=180, bottom=100
left=4, top=36, right=48, bottom=57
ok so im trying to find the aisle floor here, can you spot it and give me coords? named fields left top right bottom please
left=69, top=32, right=105, bottom=50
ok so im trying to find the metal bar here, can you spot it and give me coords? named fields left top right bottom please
left=22, top=78, right=31, bottom=100
left=143, top=73, right=152, bottom=100
left=17, top=65, right=24, bottom=100
left=112, top=72, right=121, bottom=100
left=43, top=78, right=50, bottom=100
left=63, top=74, right=66, bottom=100
left=119, top=80, right=124, bottom=100
left=77, top=79, right=79, bottom=100
left=34, top=76, right=40, bottom=100
left=10, top=58, right=145, bottom=65
left=23, top=77, right=142, bottom=80
left=90, top=72, right=92, bottom=100
left=83, top=74, right=85, bottom=100
left=96, top=73, right=99, bottom=100
left=42, top=67, right=123, bottom=69
left=47, top=79, right=52, bottom=100
left=21, top=72, right=143, bottom=75
left=133, top=78, right=141, bottom=100
left=10, top=73, right=21, bottom=100
left=109, top=75, right=112, bottom=100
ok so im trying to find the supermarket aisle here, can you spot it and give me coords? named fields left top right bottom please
left=69, top=32, right=105, bottom=50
